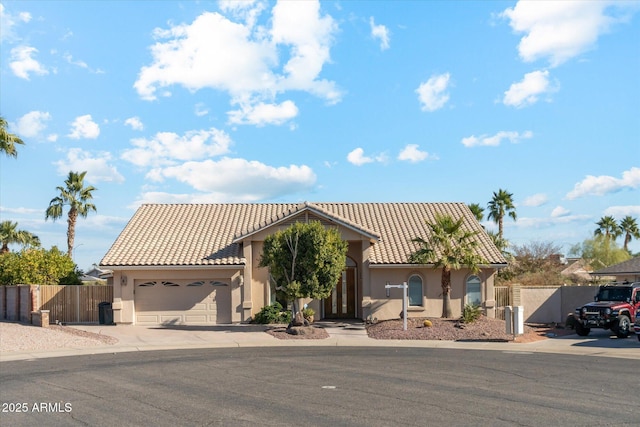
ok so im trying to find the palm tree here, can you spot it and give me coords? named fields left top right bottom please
left=487, top=189, right=517, bottom=240
left=594, top=216, right=621, bottom=241
left=409, top=214, right=487, bottom=318
left=0, top=116, right=25, bottom=158
left=0, top=220, right=40, bottom=254
left=468, top=203, right=484, bottom=223
left=619, top=216, right=640, bottom=252
left=45, top=171, right=97, bottom=258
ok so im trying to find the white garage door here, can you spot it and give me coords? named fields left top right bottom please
left=135, top=279, right=232, bottom=325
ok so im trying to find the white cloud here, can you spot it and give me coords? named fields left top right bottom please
left=121, top=128, right=232, bottom=168
left=397, top=144, right=430, bottom=163
left=603, top=205, right=640, bottom=217
left=124, top=116, right=144, bottom=131
left=0, top=4, right=31, bottom=42
left=566, top=167, right=640, bottom=199
left=9, top=45, right=48, bottom=79
left=347, top=148, right=373, bottom=166
left=551, top=206, right=570, bottom=217
left=461, top=130, right=533, bottom=147
left=54, top=148, right=124, bottom=183
left=194, top=103, right=209, bottom=117
left=146, top=157, right=316, bottom=201
left=15, top=111, right=51, bottom=138
left=509, top=213, right=590, bottom=229
left=68, top=115, right=100, bottom=139
left=227, top=100, right=298, bottom=126
left=416, top=73, right=451, bottom=112
left=370, top=17, right=390, bottom=50
left=501, top=1, right=637, bottom=67
left=503, top=70, right=556, bottom=108
left=62, top=53, right=104, bottom=74
left=522, top=193, right=548, bottom=207
left=134, top=1, right=339, bottom=126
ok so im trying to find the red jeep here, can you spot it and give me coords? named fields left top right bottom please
left=573, top=282, right=640, bottom=338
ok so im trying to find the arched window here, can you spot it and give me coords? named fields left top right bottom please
left=408, top=275, right=423, bottom=306
left=466, top=275, right=482, bottom=306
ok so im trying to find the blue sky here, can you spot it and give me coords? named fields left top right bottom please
left=1, top=0, right=639, bottom=272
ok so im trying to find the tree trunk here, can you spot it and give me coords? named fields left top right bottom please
left=441, top=267, right=452, bottom=318
left=67, top=208, right=77, bottom=258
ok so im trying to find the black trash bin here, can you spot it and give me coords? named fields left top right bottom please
left=98, top=301, right=113, bottom=325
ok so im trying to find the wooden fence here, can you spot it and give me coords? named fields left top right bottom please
left=1, top=285, right=112, bottom=324
left=39, top=285, right=113, bottom=324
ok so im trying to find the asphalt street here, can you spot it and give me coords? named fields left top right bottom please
left=1, top=347, right=638, bottom=426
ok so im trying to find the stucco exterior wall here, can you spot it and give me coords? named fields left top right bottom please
left=363, top=267, right=496, bottom=321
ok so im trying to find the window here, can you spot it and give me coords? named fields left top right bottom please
left=466, top=275, right=482, bottom=306
left=408, top=275, right=423, bottom=306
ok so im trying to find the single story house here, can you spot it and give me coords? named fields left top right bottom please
left=100, top=202, right=507, bottom=325
left=591, top=256, right=640, bottom=283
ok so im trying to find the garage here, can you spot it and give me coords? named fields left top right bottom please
left=134, top=279, right=232, bottom=325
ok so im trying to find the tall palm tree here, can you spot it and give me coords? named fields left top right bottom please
left=467, top=203, right=484, bottom=223
left=45, top=171, right=97, bottom=258
left=0, top=220, right=40, bottom=254
left=487, top=189, right=517, bottom=240
left=619, top=216, right=640, bottom=252
left=409, top=214, right=486, bottom=318
left=594, top=216, right=621, bottom=241
left=0, top=116, right=25, bottom=158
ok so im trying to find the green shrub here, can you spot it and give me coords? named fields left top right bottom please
left=254, top=302, right=291, bottom=324
left=302, top=307, right=315, bottom=321
left=461, top=303, right=482, bottom=324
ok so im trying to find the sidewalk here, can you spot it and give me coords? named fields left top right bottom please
left=1, top=322, right=637, bottom=362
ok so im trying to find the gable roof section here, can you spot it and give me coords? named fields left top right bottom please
left=100, top=203, right=507, bottom=267
left=592, top=257, right=640, bottom=275
left=232, top=202, right=381, bottom=243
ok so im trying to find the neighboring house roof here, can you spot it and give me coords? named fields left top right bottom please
left=85, top=266, right=113, bottom=278
left=591, top=257, right=640, bottom=275
left=100, top=202, right=507, bottom=267
left=559, top=258, right=593, bottom=282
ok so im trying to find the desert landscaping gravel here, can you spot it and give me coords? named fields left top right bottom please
left=0, top=322, right=117, bottom=353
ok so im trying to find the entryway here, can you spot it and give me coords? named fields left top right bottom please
left=323, top=267, right=356, bottom=319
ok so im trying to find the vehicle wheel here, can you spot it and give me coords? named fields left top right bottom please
left=615, top=315, right=630, bottom=338
left=575, top=322, right=590, bottom=336
left=637, top=333, right=640, bottom=342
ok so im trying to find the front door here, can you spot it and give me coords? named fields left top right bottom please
left=323, top=267, right=356, bottom=319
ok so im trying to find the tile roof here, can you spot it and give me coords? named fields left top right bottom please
left=592, top=256, right=640, bottom=275
left=100, top=202, right=507, bottom=267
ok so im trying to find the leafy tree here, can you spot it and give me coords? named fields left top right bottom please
left=0, top=246, right=80, bottom=285
left=45, top=171, right=97, bottom=258
left=259, top=221, right=348, bottom=318
left=467, top=203, right=484, bottom=223
left=0, top=116, right=25, bottom=158
left=409, top=214, right=486, bottom=318
left=570, top=235, right=630, bottom=271
left=594, top=215, right=621, bottom=240
left=619, top=216, right=640, bottom=252
left=510, top=241, right=563, bottom=274
left=1, top=220, right=40, bottom=254
left=487, top=189, right=516, bottom=240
